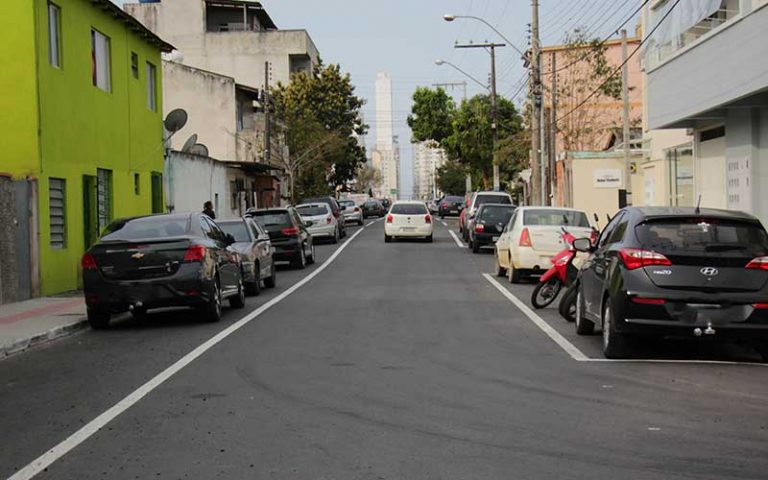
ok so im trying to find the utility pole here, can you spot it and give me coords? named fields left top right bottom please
left=621, top=29, right=632, bottom=207
left=455, top=42, right=505, bottom=191
left=264, top=61, right=271, bottom=165
left=530, top=0, right=543, bottom=205
left=550, top=51, right=557, bottom=206
left=432, top=81, right=468, bottom=100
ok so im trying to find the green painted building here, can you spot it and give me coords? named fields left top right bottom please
left=0, top=0, right=173, bottom=301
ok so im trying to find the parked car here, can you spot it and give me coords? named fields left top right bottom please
left=217, top=216, right=277, bottom=296
left=362, top=200, right=386, bottom=218
left=494, top=207, right=593, bottom=283
left=384, top=201, right=433, bottom=243
left=378, top=198, right=391, bottom=211
left=299, top=196, right=346, bottom=238
left=247, top=207, right=315, bottom=269
left=573, top=207, right=768, bottom=359
left=461, top=191, right=514, bottom=240
left=468, top=204, right=516, bottom=253
left=428, top=198, right=440, bottom=215
left=296, top=203, right=340, bottom=243
left=338, top=199, right=364, bottom=225
left=438, top=195, right=465, bottom=218
left=81, top=213, right=245, bottom=328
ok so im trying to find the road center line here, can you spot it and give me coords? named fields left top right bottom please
left=482, top=273, right=589, bottom=362
left=9, top=226, right=369, bottom=480
left=448, top=229, right=465, bottom=248
left=440, top=220, right=447, bottom=227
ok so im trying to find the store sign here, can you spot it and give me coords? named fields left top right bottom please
left=593, top=169, right=623, bottom=189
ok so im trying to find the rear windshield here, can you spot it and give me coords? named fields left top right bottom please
left=101, top=216, right=190, bottom=241
left=523, top=209, right=590, bottom=227
left=364, top=201, right=379, bottom=207
left=297, top=205, right=329, bottom=216
left=218, top=222, right=250, bottom=242
left=391, top=204, right=428, bottom=215
left=479, top=206, right=516, bottom=224
left=444, top=196, right=464, bottom=202
left=339, top=200, right=356, bottom=207
left=636, top=218, right=768, bottom=256
left=476, top=194, right=512, bottom=206
left=251, top=211, right=292, bottom=228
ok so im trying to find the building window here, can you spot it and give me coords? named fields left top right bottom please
left=49, top=178, right=66, bottom=248
left=134, top=173, right=140, bottom=195
left=48, top=3, right=62, bottom=68
left=146, top=62, right=157, bottom=111
left=666, top=144, right=694, bottom=207
left=131, top=52, right=139, bottom=79
left=151, top=172, right=164, bottom=213
left=91, top=29, right=111, bottom=92
left=96, top=168, right=112, bottom=232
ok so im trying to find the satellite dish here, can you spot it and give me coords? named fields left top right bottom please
left=189, top=143, right=209, bottom=157
left=164, top=108, right=188, bottom=133
left=181, top=134, right=198, bottom=153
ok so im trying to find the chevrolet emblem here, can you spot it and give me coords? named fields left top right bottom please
left=131, top=252, right=145, bottom=259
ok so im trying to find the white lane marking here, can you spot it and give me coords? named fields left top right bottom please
left=440, top=221, right=447, bottom=227
left=366, top=218, right=383, bottom=227
left=10, top=227, right=369, bottom=480
left=483, top=274, right=768, bottom=367
left=448, top=230, right=465, bottom=248
left=483, top=273, right=589, bottom=361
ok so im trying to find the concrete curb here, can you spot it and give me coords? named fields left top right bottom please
left=0, top=317, right=88, bottom=359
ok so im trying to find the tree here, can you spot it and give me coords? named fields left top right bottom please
left=353, top=164, right=383, bottom=194
left=435, top=159, right=467, bottom=195
left=407, top=87, right=455, bottom=144
left=271, top=62, right=368, bottom=201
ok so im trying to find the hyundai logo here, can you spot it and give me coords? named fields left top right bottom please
left=700, top=267, right=719, bottom=277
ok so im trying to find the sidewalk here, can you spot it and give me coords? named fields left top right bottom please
left=0, top=293, right=87, bottom=358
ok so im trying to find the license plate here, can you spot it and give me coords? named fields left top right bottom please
left=402, top=227, right=416, bottom=232
left=492, top=236, right=499, bottom=242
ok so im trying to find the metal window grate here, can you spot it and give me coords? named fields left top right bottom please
left=49, top=178, right=66, bottom=248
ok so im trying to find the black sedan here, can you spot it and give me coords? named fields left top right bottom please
left=438, top=195, right=464, bottom=218
left=468, top=203, right=516, bottom=253
left=81, top=213, right=245, bottom=328
left=573, top=207, right=768, bottom=359
left=361, top=200, right=385, bottom=218
left=217, top=216, right=277, bottom=296
left=248, top=207, right=315, bottom=269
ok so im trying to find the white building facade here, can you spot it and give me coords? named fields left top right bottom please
left=412, top=141, right=447, bottom=200
left=373, top=72, right=399, bottom=199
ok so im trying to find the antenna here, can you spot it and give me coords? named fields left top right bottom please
left=181, top=134, right=198, bottom=153
left=695, top=194, right=702, bottom=214
left=189, top=144, right=209, bottom=157
left=164, top=108, right=188, bottom=134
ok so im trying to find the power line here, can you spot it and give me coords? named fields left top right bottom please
left=556, top=0, right=681, bottom=125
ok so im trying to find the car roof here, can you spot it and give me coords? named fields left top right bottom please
left=475, top=191, right=511, bottom=196
left=516, top=206, right=586, bottom=212
left=215, top=217, right=246, bottom=224
left=391, top=200, right=428, bottom=205
left=477, top=203, right=516, bottom=209
left=296, top=203, right=329, bottom=209
left=628, top=206, right=758, bottom=221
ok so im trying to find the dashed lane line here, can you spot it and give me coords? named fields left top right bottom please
left=448, top=230, right=465, bottom=248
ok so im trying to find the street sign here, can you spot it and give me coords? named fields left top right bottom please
left=390, top=189, right=398, bottom=195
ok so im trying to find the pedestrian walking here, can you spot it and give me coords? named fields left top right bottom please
left=202, top=201, right=216, bottom=219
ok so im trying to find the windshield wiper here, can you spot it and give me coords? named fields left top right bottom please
left=704, top=244, right=748, bottom=252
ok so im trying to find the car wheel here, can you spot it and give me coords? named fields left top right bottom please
left=332, top=227, right=339, bottom=244
left=602, top=300, right=629, bottom=359
left=292, top=249, right=306, bottom=269
left=358, top=219, right=364, bottom=226
left=426, top=234, right=433, bottom=243
left=494, top=250, right=507, bottom=277
left=384, top=234, right=392, bottom=243
left=575, top=289, right=594, bottom=335
left=87, top=308, right=110, bottom=329
left=558, top=283, right=578, bottom=322
left=245, top=266, right=260, bottom=296
left=229, top=277, right=246, bottom=309
left=203, top=280, right=222, bottom=322
left=507, top=255, right=521, bottom=283
left=472, top=239, right=480, bottom=253
left=531, top=278, right=562, bottom=309
left=264, top=262, right=277, bottom=288
left=306, top=243, right=316, bottom=265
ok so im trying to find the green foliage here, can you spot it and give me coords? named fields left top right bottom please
left=407, top=87, right=456, bottom=144
left=436, top=159, right=467, bottom=195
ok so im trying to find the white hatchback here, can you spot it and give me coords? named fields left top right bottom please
left=384, top=201, right=434, bottom=243
left=495, top=207, right=592, bottom=283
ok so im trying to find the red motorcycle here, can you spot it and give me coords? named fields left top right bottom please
left=530, top=228, right=579, bottom=309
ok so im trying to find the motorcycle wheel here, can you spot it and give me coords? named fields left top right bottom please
left=531, top=278, right=562, bottom=309
left=558, top=283, right=578, bottom=322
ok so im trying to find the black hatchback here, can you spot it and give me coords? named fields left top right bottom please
left=573, top=207, right=768, bottom=359
left=248, top=207, right=315, bottom=269
left=82, top=213, right=246, bottom=328
left=468, top=203, right=516, bottom=253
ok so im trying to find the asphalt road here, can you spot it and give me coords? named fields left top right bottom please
left=2, top=217, right=768, bottom=479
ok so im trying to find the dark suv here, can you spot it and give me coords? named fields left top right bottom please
left=248, top=207, right=315, bottom=269
left=573, top=207, right=768, bottom=359
left=468, top=203, right=516, bottom=253
left=299, top=196, right=346, bottom=238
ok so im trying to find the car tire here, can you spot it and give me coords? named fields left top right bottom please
left=472, top=239, right=481, bottom=253
left=558, top=283, right=578, bottom=322
left=264, top=263, right=277, bottom=288
left=203, top=280, right=222, bottom=322
left=575, top=290, right=594, bottom=335
left=292, top=249, right=306, bottom=269
left=494, top=251, right=507, bottom=277
left=306, top=243, right=316, bottom=265
left=245, top=264, right=261, bottom=296
left=384, top=234, right=392, bottom=243
left=332, top=227, right=339, bottom=244
left=230, top=277, right=246, bottom=309
left=602, top=300, right=629, bottom=359
left=358, top=219, right=364, bottom=226
left=507, top=255, right=521, bottom=284
left=87, top=308, right=110, bottom=329
left=426, top=234, right=433, bottom=243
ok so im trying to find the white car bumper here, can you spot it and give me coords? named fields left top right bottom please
left=343, top=211, right=363, bottom=223
left=385, top=223, right=434, bottom=237
left=308, top=224, right=336, bottom=237
left=512, top=246, right=559, bottom=271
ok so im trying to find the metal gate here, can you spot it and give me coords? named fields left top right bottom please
left=0, top=177, right=36, bottom=304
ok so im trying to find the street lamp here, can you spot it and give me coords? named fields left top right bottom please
left=443, top=14, right=526, bottom=57
left=434, top=59, right=489, bottom=92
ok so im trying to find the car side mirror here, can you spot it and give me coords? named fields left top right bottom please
left=225, top=233, right=236, bottom=245
left=573, top=237, right=594, bottom=253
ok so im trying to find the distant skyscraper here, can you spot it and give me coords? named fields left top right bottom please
left=373, top=72, right=399, bottom=199
left=412, top=141, right=447, bottom=199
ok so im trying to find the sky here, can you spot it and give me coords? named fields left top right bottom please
left=115, top=0, right=641, bottom=198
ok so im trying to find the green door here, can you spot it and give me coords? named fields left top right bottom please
left=83, top=175, right=98, bottom=249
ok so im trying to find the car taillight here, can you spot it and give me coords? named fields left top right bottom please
left=281, top=226, right=299, bottom=236
left=751, top=303, right=768, bottom=309
left=81, top=253, right=98, bottom=270
left=631, top=297, right=666, bottom=305
left=326, top=216, right=332, bottom=224
left=183, top=245, right=206, bottom=262
left=618, top=248, right=671, bottom=270
left=746, top=256, right=768, bottom=271
left=475, top=223, right=484, bottom=233
left=519, top=228, right=532, bottom=247
left=386, top=215, right=393, bottom=223
left=425, top=214, right=432, bottom=224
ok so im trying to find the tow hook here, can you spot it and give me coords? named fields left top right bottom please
left=694, top=323, right=717, bottom=336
